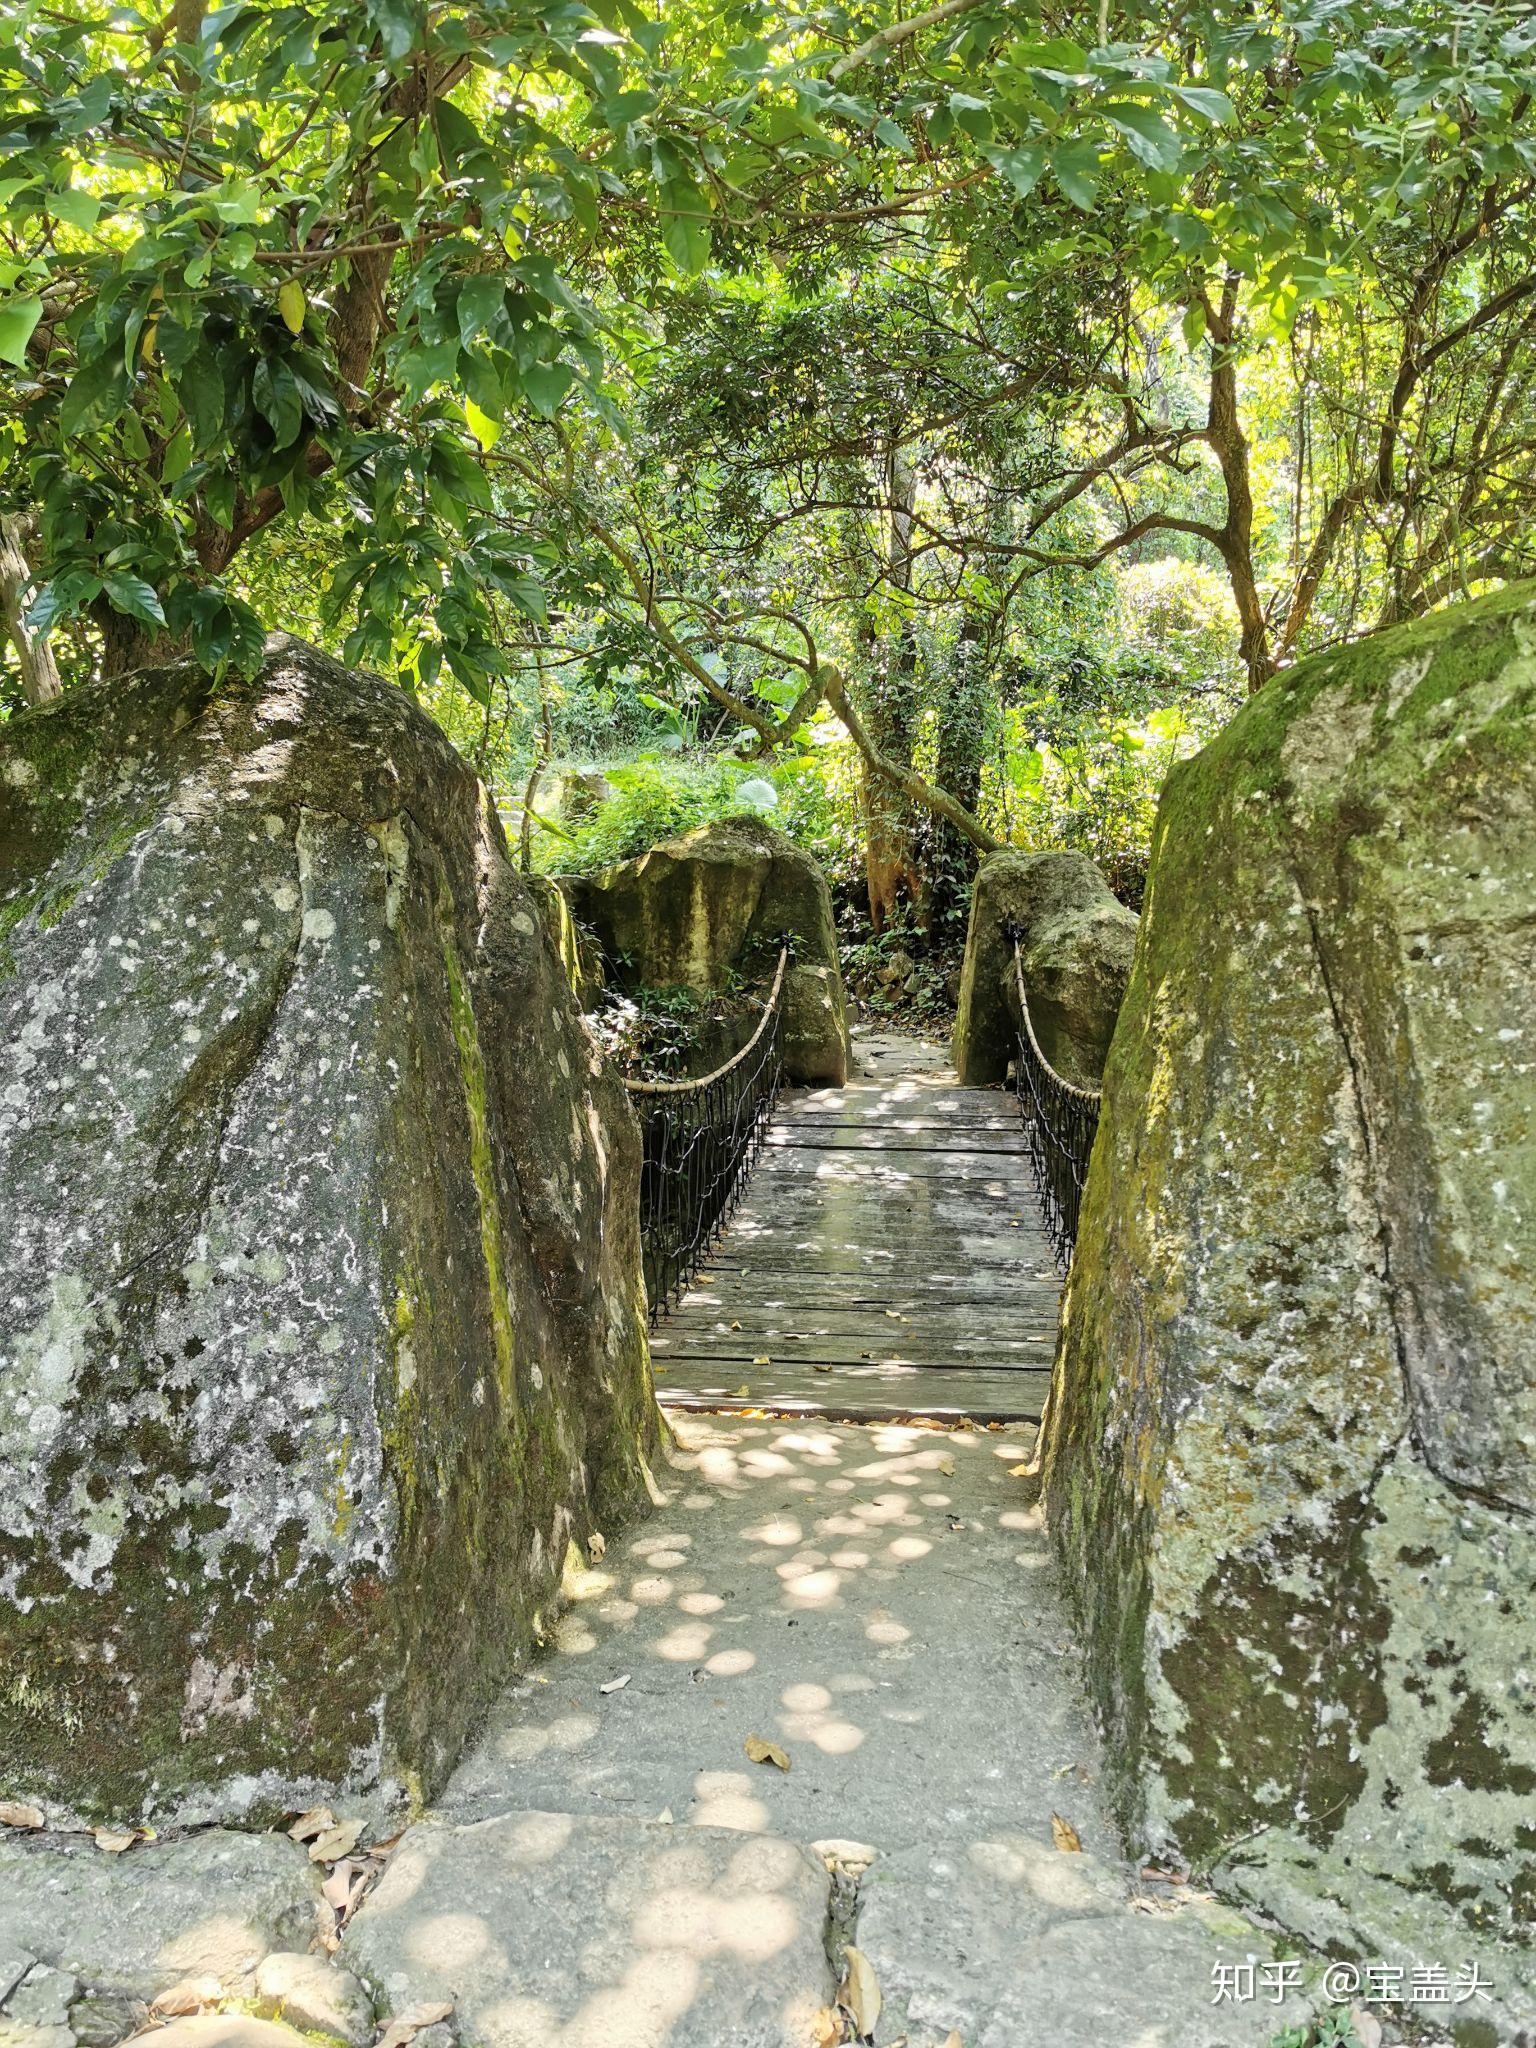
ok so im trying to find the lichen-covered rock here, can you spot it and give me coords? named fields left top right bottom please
left=563, top=816, right=851, bottom=1085
left=1042, top=582, right=1536, bottom=2022
left=0, top=638, right=657, bottom=1824
left=253, top=1951, right=372, bottom=2043
left=951, top=851, right=1137, bottom=1088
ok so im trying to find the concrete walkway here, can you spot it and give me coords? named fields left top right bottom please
left=340, top=1414, right=1318, bottom=2047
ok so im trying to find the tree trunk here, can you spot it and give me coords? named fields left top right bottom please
left=0, top=515, right=64, bottom=706
left=862, top=447, right=924, bottom=929
left=821, top=663, right=1000, bottom=862
left=920, top=609, right=993, bottom=934
left=861, top=627, right=923, bottom=929
left=1202, top=285, right=1276, bottom=696
left=94, top=603, right=191, bottom=680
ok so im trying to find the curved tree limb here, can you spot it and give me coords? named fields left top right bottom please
left=820, top=661, right=1000, bottom=854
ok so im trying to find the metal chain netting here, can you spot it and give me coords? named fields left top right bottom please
left=1006, top=926, right=1103, bottom=1272
left=625, top=943, right=790, bottom=1321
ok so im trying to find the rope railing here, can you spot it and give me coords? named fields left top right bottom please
left=625, top=943, right=791, bottom=1321
left=1006, top=924, right=1103, bottom=1272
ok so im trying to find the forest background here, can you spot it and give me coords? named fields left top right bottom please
left=3, top=0, right=1534, bottom=1018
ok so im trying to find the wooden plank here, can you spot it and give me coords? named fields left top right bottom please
left=764, top=1134, right=1027, bottom=1156
left=778, top=1106, right=1018, bottom=1129
left=648, top=1038, right=1062, bottom=1418
left=659, top=1298, right=1059, bottom=1332
left=670, top=1291, right=1061, bottom=1320
left=705, top=1234, right=1056, bottom=1264
left=744, top=1155, right=1035, bottom=1182
left=653, top=1328, right=1057, bottom=1363
left=784, top=1086, right=1009, bottom=1110
left=655, top=1360, right=1050, bottom=1424
left=679, top=1289, right=1060, bottom=1316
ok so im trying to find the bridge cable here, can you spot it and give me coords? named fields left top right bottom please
left=624, top=942, right=792, bottom=1321
left=1006, top=926, right=1103, bottom=1273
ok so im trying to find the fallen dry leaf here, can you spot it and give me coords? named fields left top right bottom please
left=936, top=1454, right=955, bottom=1476
left=321, top=1861, right=357, bottom=1913
left=837, top=1945, right=881, bottom=2036
left=1351, top=2008, right=1383, bottom=2048
left=941, top=2034, right=964, bottom=2048
left=1050, top=1813, right=1083, bottom=1853
left=287, top=1804, right=334, bottom=1844
left=93, top=1828, right=136, bottom=1854
left=1007, top=1463, right=1033, bottom=1479
left=731, top=1384, right=751, bottom=1397
left=810, top=2006, right=844, bottom=2048
left=600, top=1673, right=631, bottom=1695
left=743, top=1734, right=791, bottom=1772
left=752, top=1355, right=771, bottom=1365
left=309, top=1817, right=364, bottom=1864
left=587, top=1531, right=606, bottom=1562
left=375, top=2000, right=456, bottom=2048
left=0, top=1803, right=44, bottom=1831
left=729, top=1320, right=742, bottom=1331
left=150, top=1977, right=222, bottom=2017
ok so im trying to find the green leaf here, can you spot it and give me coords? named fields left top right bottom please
left=1171, top=84, right=1234, bottom=122
left=59, top=347, right=131, bottom=435
left=210, top=177, right=262, bottom=223
left=25, top=570, right=101, bottom=638
left=49, top=187, right=102, bottom=230
left=982, top=143, right=1046, bottom=199
left=0, top=296, right=42, bottom=367
left=463, top=396, right=501, bottom=450
left=253, top=356, right=304, bottom=447
left=1052, top=140, right=1100, bottom=211
left=366, top=0, right=418, bottom=63
left=1101, top=102, right=1182, bottom=172
left=662, top=208, right=710, bottom=275
left=102, top=571, right=167, bottom=629
left=521, top=359, right=575, bottom=418
left=161, top=423, right=193, bottom=484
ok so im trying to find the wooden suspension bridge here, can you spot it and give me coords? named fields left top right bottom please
left=646, top=1031, right=1065, bottom=1424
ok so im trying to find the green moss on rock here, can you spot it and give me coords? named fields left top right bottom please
left=563, top=815, right=851, bottom=1084
left=951, top=849, right=1137, bottom=1088
left=1042, top=581, right=1536, bottom=2027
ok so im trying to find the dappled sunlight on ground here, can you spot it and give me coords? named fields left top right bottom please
left=346, top=1808, right=831, bottom=2047
left=441, top=1413, right=1097, bottom=1865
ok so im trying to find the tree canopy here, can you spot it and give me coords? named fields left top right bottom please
left=3, top=0, right=1535, bottom=913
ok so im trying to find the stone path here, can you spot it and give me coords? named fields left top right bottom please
left=340, top=1411, right=1317, bottom=2048
left=0, top=1413, right=1327, bottom=2048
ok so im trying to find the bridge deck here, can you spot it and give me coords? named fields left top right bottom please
left=652, top=1032, right=1061, bottom=1423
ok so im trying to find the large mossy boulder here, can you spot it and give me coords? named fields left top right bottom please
left=952, top=850, right=1137, bottom=1088
left=1042, top=582, right=1536, bottom=2022
left=0, top=638, right=657, bottom=1826
left=564, top=816, right=851, bottom=1085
